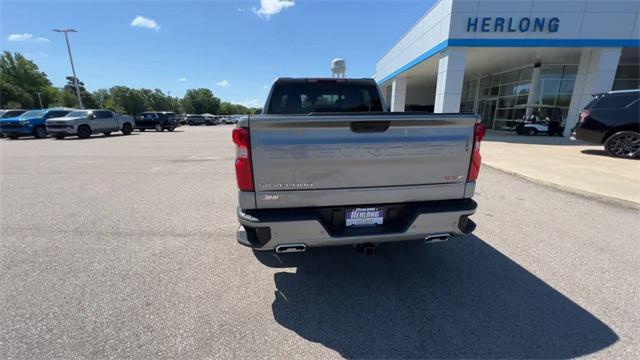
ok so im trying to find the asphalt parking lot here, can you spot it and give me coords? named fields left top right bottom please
left=1, top=126, right=639, bottom=359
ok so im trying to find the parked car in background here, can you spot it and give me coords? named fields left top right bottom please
left=0, top=110, right=27, bottom=137
left=220, top=116, right=235, bottom=124
left=235, top=78, right=482, bottom=253
left=46, top=109, right=134, bottom=139
left=135, top=111, right=180, bottom=132
left=220, top=115, right=241, bottom=124
left=572, top=89, right=640, bottom=159
left=0, top=109, right=27, bottom=119
left=1, top=108, right=74, bottom=139
left=203, top=114, right=220, bottom=125
left=185, top=114, right=207, bottom=126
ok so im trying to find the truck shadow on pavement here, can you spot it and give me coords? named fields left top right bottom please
left=256, top=235, right=618, bottom=359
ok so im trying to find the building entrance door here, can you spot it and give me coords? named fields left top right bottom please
left=479, top=99, right=497, bottom=129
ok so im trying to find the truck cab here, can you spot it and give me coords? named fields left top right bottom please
left=1, top=108, right=74, bottom=139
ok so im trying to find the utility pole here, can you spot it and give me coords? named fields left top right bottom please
left=53, top=28, right=83, bottom=109
left=36, top=92, right=44, bottom=109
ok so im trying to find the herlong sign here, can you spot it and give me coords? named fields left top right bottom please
left=467, top=17, right=560, bottom=33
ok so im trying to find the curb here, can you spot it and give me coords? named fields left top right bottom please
left=482, top=163, right=640, bottom=210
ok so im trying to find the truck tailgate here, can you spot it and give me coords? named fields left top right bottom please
left=249, top=113, right=477, bottom=208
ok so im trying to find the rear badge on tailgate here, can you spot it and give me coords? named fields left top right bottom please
left=346, top=208, right=384, bottom=227
left=443, top=175, right=464, bottom=181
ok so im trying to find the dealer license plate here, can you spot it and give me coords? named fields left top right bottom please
left=346, top=207, right=384, bottom=227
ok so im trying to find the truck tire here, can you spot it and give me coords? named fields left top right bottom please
left=604, top=131, right=640, bottom=159
left=122, top=123, right=133, bottom=135
left=33, top=126, right=47, bottom=139
left=167, top=127, right=175, bottom=132
left=526, top=127, right=538, bottom=136
left=8, top=135, right=19, bottom=140
left=155, top=124, right=163, bottom=132
left=77, top=125, right=91, bottom=139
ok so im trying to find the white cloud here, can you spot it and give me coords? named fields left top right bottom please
left=178, top=78, right=187, bottom=82
left=7, top=33, right=50, bottom=43
left=131, top=16, right=160, bottom=31
left=216, top=80, right=231, bottom=88
left=237, top=8, right=243, bottom=12
left=253, top=0, right=295, bottom=19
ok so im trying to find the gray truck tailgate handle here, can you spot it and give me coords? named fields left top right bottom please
left=350, top=121, right=391, bottom=133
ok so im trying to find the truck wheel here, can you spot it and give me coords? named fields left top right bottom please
left=167, top=127, right=175, bottom=132
left=55, top=135, right=65, bottom=140
left=33, top=126, right=47, bottom=139
left=604, top=131, right=640, bottom=159
left=77, top=125, right=91, bottom=139
left=8, top=135, right=19, bottom=140
left=526, top=128, right=538, bottom=136
left=122, top=123, right=133, bottom=135
left=103, top=131, right=112, bottom=136
left=155, top=124, right=163, bottom=132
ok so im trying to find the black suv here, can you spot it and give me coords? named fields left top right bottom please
left=135, top=111, right=180, bottom=132
left=572, top=90, right=640, bottom=159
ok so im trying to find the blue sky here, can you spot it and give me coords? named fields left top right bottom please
left=1, top=0, right=435, bottom=107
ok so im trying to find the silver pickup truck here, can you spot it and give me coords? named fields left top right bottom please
left=234, top=78, right=484, bottom=254
left=46, top=109, right=134, bottom=139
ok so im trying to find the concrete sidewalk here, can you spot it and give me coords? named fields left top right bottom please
left=481, top=132, right=640, bottom=208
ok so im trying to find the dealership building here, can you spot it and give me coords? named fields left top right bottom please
left=375, top=0, right=640, bottom=135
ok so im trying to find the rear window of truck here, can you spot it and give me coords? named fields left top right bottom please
left=268, top=80, right=384, bottom=114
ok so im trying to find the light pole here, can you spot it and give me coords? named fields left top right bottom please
left=52, top=28, right=83, bottom=109
left=35, top=92, right=44, bottom=108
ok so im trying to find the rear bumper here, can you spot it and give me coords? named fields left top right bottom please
left=236, top=199, right=477, bottom=250
left=572, top=126, right=605, bottom=144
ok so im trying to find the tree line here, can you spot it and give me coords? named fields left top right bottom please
left=0, top=51, right=261, bottom=115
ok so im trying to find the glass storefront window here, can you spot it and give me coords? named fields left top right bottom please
left=557, top=94, right=572, bottom=107
left=501, top=70, right=519, bottom=84
left=540, top=65, right=563, bottom=78
left=613, top=64, right=640, bottom=90
left=460, top=101, right=474, bottom=112
left=519, top=68, right=532, bottom=81
left=516, top=95, right=528, bottom=105
left=475, top=63, right=577, bottom=130
left=559, top=79, right=575, bottom=94
left=542, top=80, right=561, bottom=94
left=499, top=84, right=515, bottom=97
left=514, top=83, right=530, bottom=95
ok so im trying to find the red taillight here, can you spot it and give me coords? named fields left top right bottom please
left=467, top=123, right=486, bottom=182
left=579, top=109, right=590, bottom=123
left=232, top=128, right=254, bottom=191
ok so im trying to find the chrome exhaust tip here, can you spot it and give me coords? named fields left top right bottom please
left=275, top=244, right=307, bottom=253
left=424, top=233, right=451, bottom=244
